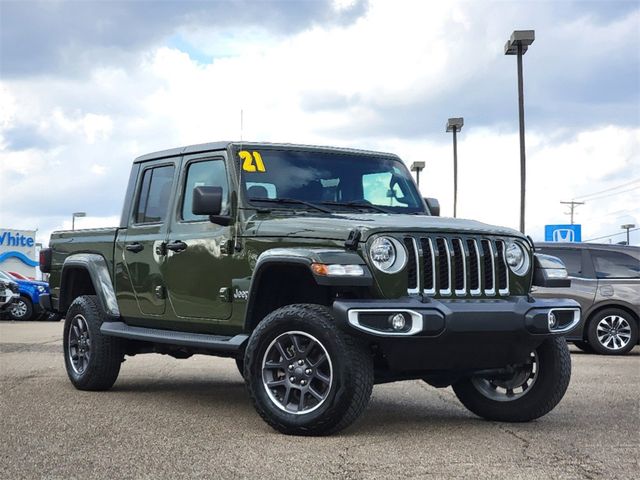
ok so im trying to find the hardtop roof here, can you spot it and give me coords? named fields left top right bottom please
left=536, top=242, right=640, bottom=253
left=133, top=141, right=399, bottom=163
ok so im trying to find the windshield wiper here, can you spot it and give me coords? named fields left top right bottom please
left=249, top=197, right=332, bottom=213
left=321, top=201, right=392, bottom=214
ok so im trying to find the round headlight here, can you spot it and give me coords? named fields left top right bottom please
left=369, top=237, right=407, bottom=273
left=37, top=285, right=46, bottom=293
left=505, top=240, right=530, bottom=276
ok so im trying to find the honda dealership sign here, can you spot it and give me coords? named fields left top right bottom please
left=0, top=228, right=39, bottom=278
left=544, top=224, right=582, bottom=243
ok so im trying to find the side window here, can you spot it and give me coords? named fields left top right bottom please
left=135, top=165, right=175, bottom=224
left=182, top=159, right=229, bottom=222
left=592, top=250, right=640, bottom=279
left=540, top=248, right=583, bottom=277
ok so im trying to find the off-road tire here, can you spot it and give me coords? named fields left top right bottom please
left=573, top=340, right=594, bottom=353
left=244, top=304, right=373, bottom=436
left=587, top=308, right=638, bottom=355
left=453, top=337, right=571, bottom=422
left=63, top=295, right=124, bottom=391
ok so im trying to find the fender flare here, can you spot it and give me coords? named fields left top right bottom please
left=243, top=248, right=372, bottom=329
left=59, top=253, right=120, bottom=318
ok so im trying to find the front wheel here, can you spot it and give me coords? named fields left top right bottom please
left=453, top=337, right=571, bottom=422
left=9, top=296, right=34, bottom=321
left=244, top=304, right=373, bottom=436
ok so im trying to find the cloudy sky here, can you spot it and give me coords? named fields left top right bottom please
left=1, top=0, right=639, bottom=245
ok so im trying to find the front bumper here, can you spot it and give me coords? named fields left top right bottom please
left=333, top=296, right=580, bottom=372
left=0, top=290, right=19, bottom=311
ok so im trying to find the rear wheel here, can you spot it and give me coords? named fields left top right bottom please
left=587, top=309, right=638, bottom=355
left=453, top=337, right=571, bottom=422
left=9, top=296, right=34, bottom=321
left=245, top=304, right=373, bottom=436
left=63, top=295, right=124, bottom=391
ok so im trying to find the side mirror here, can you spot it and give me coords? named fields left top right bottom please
left=532, top=254, right=571, bottom=288
left=424, top=197, right=440, bottom=216
left=192, top=186, right=231, bottom=226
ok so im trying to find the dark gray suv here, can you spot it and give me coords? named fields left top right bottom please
left=534, top=243, right=639, bottom=355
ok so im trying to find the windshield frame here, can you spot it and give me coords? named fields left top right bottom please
left=232, top=145, right=428, bottom=215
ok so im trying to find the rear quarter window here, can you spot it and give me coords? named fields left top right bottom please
left=591, top=250, right=640, bottom=279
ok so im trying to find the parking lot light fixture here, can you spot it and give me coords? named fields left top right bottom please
left=621, top=224, right=635, bottom=245
left=505, top=29, right=535, bottom=234
left=446, top=118, right=464, bottom=218
left=72, top=212, right=86, bottom=231
left=410, top=161, right=425, bottom=188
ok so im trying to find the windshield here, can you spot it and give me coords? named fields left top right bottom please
left=236, top=148, right=425, bottom=214
left=0, top=271, right=13, bottom=282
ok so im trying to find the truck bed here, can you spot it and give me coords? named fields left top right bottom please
left=48, top=227, right=120, bottom=299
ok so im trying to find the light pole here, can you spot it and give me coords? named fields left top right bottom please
left=505, top=29, right=535, bottom=234
left=446, top=117, right=464, bottom=218
left=71, top=212, right=86, bottom=231
left=411, top=161, right=425, bottom=188
left=621, top=224, right=635, bottom=245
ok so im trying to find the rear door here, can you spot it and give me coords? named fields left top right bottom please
left=162, top=152, right=234, bottom=323
left=120, top=161, right=178, bottom=316
left=590, top=247, right=640, bottom=311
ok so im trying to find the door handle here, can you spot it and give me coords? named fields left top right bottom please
left=166, top=240, right=188, bottom=253
left=125, top=242, right=144, bottom=253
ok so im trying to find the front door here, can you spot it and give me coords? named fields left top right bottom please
left=162, top=153, right=234, bottom=321
left=121, top=162, right=177, bottom=316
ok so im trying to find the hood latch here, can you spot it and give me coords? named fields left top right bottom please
left=344, top=229, right=362, bottom=251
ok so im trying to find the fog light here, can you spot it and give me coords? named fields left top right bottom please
left=548, top=312, right=557, bottom=329
left=389, top=313, right=406, bottom=331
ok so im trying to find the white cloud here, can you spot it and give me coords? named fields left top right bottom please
left=0, top=0, right=638, bottom=246
left=90, top=164, right=107, bottom=175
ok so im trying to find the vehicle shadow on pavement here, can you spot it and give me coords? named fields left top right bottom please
left=569, top=349, right=639, bottom=357
left=351, top=398, right=472, bottom=434
left=106, top=377, right=496, bottom=435
left=112, top=377, right=247, bottom=395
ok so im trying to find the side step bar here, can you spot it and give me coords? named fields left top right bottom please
left=100, top=322, right=248, bottom=353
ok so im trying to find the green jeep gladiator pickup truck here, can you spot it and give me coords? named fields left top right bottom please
left=40, top=141, right=580, bottom=435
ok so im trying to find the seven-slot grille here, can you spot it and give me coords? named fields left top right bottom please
left=404, top=236, right=510, bottom=297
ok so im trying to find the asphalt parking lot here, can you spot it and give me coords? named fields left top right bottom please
left=1, top=321, right=638, bottom=479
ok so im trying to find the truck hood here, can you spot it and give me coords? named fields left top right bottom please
left=16, top=279, right=48, bottom=288
left=251, top=213, right=524, bottom=242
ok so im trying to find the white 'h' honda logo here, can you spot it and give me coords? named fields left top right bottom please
left=553, top=229, right=575, bottom=242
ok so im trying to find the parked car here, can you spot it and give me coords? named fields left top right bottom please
left=0, top=270, right=50, bottom=321
left=8, top=271, right=30, bottom=280
left=40, top=141, right=579, bottom=436
left=534, top=242, right=639, bottom=355
left=0, top=274, right=20, bottom=315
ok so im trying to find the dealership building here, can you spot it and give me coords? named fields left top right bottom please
left=0, top=228, right=42, bottom=279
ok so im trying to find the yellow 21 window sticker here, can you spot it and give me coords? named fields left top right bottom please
left=240, top=151, right=266, bottom=172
